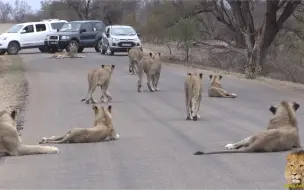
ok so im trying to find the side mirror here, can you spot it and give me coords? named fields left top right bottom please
left=20, top=30, right=26, bottom=34
left=80, top=28, right=86, bottom=33
left=137, top=32, right=140, bottom=37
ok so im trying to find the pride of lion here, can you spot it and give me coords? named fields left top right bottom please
left=1, top=45, right=302, bottom=187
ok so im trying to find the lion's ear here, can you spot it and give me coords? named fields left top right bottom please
left=187, top=72, right=192, bottom=76
left=269, top=106, right=277, bottom=114
left=92, top=105, right=98, bottom=111
left=101, top=65, right=105, bottom=68
left=199, top=73, right=203, bottom=79
left=219, top=75, right=222, bottom=80
left=293, top=102, right=300, bottom=111
left=209, top=75, right=213, bottom=80
left=111, top=65, right=115, bottom=69
left=158, top=52, right=161, bottom=56
left=149, top=52, right=153, bottom=57
left=108, top=105, right=112, bottom=113
left=10, top=110, right=17, bottom=120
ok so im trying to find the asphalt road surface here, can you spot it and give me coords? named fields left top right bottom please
left=1, top=48, right=304, bottom=189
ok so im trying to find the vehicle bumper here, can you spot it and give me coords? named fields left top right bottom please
left=44, top=39, right=69, bottom=49
left=109, top=43, right=142, bottom=52
left=0, top=40, right=9, bottom=50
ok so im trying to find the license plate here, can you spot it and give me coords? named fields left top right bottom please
left=122, top=43, right=131, bottom=46
left=50, top=41, right=57, bottom=44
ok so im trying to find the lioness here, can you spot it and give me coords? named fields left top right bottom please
left=81, top=64, right=115, bottom=104
left=185, top=72, right=203, bottom=121
left=39, top=105, right=119, bottom=144
left=194, top=101, right=301, bottom=155
left=128, top=47, right=143, bottom=75
left=285, top=150, right=304, bottom=190
left=208, top=74, right=237, bottom=98
left=48, top=46, right=85, bottom=59
left=137, top=52, right=162, bottom=92
left=0, top=109, right=59, bottom=156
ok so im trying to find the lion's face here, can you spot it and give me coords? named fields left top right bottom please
left=209, top=74, right=222, bottom=82
left=101, top=64, right=115, bottom=73
left=285, top=151, right=304, bottom=184
left=269, top=101, right=300, bottom=115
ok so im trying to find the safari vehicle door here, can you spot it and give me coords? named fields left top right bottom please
left=79, top=22, right=96, bottom=47
left=19, top=24, right=37, bottom=47
left=34, top=23, right=48, bottom=46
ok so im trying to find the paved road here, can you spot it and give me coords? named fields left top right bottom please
left=1, top=48, right=304, bottom=189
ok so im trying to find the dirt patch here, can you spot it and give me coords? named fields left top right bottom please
left=143, top=43, right=304, bottom=93
left=0, top=55, right=28, bottom=132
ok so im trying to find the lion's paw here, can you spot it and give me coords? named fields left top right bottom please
left=115, top=133, right=120, bottom=139
left=231, top=93, right=237, bottom=98
left=47, top=146, right=59, bottom=154
left=39, top=137, right=48, bottom=144
left=225, top=143, right=235, bottom=150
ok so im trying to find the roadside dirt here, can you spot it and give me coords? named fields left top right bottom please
left=0, top=55, right=28, bottom=131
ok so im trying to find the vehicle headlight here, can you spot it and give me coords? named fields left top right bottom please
left=134, top=38, right=140, bottom=43
left=0, top=36, right=7, bottom=40
left=61, top=36, right=70, bottom=40
left=112, top=38, right=119, bottom=42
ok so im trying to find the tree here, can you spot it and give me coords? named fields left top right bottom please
left=0, top=1, right=12, bottom=22
left=11, top=0, right=32, bottom=22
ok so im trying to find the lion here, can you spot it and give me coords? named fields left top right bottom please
left=48, top=46, right=85, bottom=59
left=193, top=101, right=301, bottom=155
left=208, top=74, right=237, bottom=98
left=137, top=52, right=162, bottom=92
left=0, top=109, right=59, bottom=157
left=128, top=47, right=143, bottom=75
left=285, top=150, right=304, bottom=190
left=81, top=64, right=115, bottom=104
left=185, top=72, right=203, bottom=121
left=39, top=105, right=119, bottom=144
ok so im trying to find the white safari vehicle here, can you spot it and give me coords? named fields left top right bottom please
left=0, top=19, right=67, bottom=55
left=101, top=25, right=142, bottom=55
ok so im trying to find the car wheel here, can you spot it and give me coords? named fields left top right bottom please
left=7, top=41, right=20, bottom=55
left=95, top=38, right=102, bottom=52
left=0, top=50, right=6, bottom=55
left=78, top=47, right=84, bottom=53
left=66, top=40, right=79, bottom=52
left=106, top=44, right=114, bottom=55
left=49, top=48, right=58, bottom=53
left=38, top=46, right=50, bottom=53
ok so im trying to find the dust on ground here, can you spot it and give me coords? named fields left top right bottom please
left=143, top=43, right=304, bottom=94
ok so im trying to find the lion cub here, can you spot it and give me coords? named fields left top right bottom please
left=194, top=101, right=301, bottom=155
left=128, top=47, right=143, bottom=75
left=0, top=109, right=59, bottom=156
left=208, top=74, right=237, bottom=98
left=285, top=150, right=304, bottom=190
left=81, top=64, right=115, bottom=104
left=137, top=52, right=162, bottom=92
left=185, top=72, right=203, bottom=121
left=39, top=105, right=119, bottom=144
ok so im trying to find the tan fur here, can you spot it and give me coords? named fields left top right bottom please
left=208, top=74, right=237, bottom=98
left=48, top=46, right=84, bottom=59
left=137, top=52, right=162, bottom=92
left=81, top=64, right=115, bottom=104
left=0, top=110, right=59, bottom=157
left=184, top=72, right=203, bottom=121
left=39, top=105, right=119, bottom=144
left=194, top=101, right=301, bottom=155
left=285, top=150, right=304, bottom=190
left=128, top=47, right=143, bottom=75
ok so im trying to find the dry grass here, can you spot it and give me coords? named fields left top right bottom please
left=0, top=23, right=15, bottom=33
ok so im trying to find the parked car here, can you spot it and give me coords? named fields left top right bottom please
left=0, top=19, right=67, bottom=55
left=44, top=20, right=106, bottom=53
left=101, top=25, right=142, bottom=55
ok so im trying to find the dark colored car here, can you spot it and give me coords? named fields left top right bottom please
left=44, top=20, right=106, bottom=53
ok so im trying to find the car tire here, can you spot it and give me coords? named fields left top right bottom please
left=95, top=38, right=102, bottom=52
left=0, top=50, right=6, bottom=55
left=49, top=48, right=58, bottom=53
left=66, top=40, right=79, bottom=52
left=78, top=47, right=84, bottom=53
left=7, top=41, right=20, bottom=55
left=106, top=44, right=114, bottom=56
left=38, top=46, right=50, bottom=53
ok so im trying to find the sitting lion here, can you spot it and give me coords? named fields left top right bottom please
left=39, top=105, right=119, bottom=144
left=194, top=101, right=301, bottom=155
left=208, top=74, right=237, bottom=98
left=81, top=64, right=115, bottom=104
left=128, top=47, right=143, bottom=75
left=0, top=109, right=59, bottom=157
left=285, top=150, right=304, bottom=190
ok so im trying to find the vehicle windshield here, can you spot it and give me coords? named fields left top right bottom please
left=59, top=22, right=81, bottom=32
left=51, top=22, right=66, bottom=30
left=6, top=24, right=24, bottom=33
left=111, top=27, right=136, bottom=36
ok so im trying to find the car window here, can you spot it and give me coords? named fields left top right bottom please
left=81, top=23, right=93, bottom=32
left=111, top=27, right=136, bottom=36
left=22, top=25, right=34, bottom=33
left=51, top=22, right=66, bottom=30
left=35, top=24, right=46, bottom=32
left=94, top=22, right=105, bottom=31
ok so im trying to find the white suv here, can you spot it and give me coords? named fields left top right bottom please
left=101, top=25, right=142, bottom=55
left=0, top=19, right=67, bottom=55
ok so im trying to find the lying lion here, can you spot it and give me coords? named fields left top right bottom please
left=285, top=150, right=304, bottom=190
left=194, top=101, right=301, bottom=155
left=0, top=109, right=59, bottom=157
left=208, top=74, right=237, bottom=98
left=39, top=105, right=119, bottom=144
left=48, top=46, right=84, bottom=59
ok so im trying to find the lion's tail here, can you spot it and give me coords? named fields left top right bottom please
left=193, top=146, right=255, bottom=155
left=17, top=144, right=59, bottom=156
